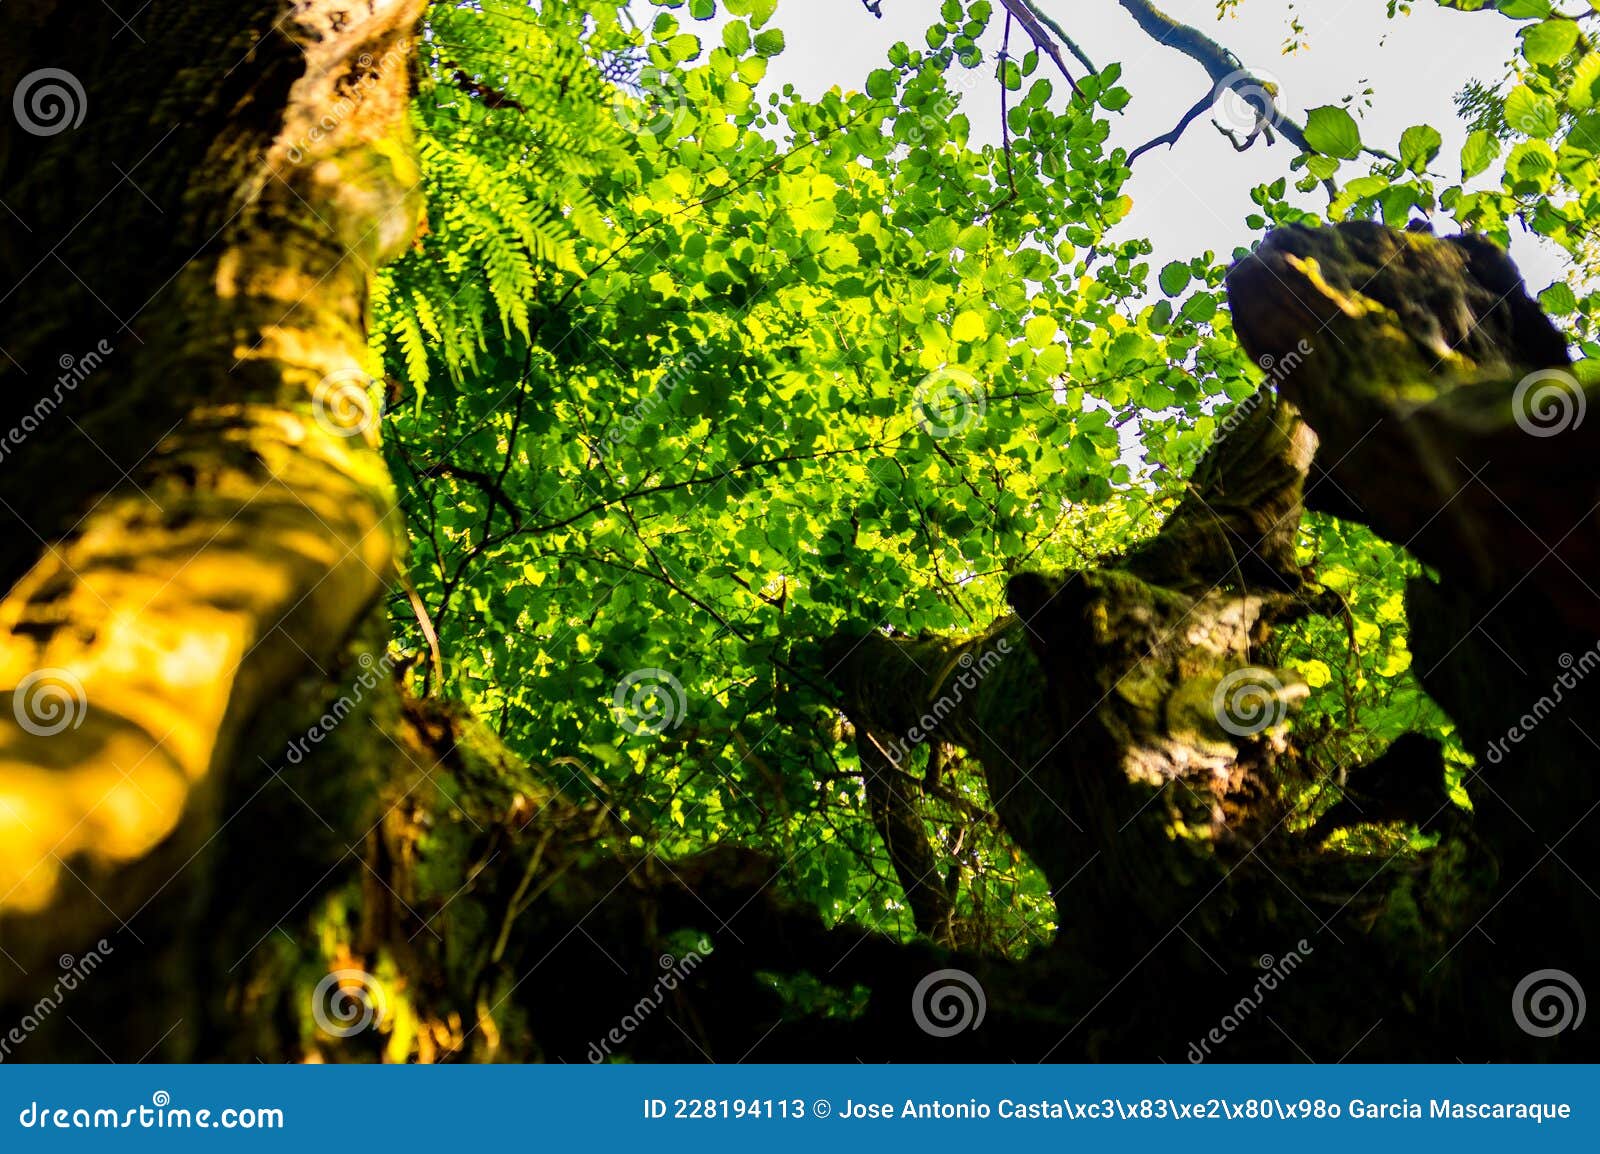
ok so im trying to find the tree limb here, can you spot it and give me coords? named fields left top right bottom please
left=1013, top=0, right=1099, bottom=74
left=1115, top=0, right=1315, bottom=156
left=997, top=0, right=1080, bottom=93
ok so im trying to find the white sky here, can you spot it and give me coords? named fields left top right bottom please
left=636, top=0, right=1566, bottom=290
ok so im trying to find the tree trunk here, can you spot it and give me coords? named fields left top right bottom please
left=0, top=0, right=422, bottom=1052
left=820, top=223, right=1598, bottom=1061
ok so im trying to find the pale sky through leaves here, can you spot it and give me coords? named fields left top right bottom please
left=633, top=0, right=1566, bottom=289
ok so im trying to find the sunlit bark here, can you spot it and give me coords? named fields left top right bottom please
left=0, top=0, right=423, bottom=970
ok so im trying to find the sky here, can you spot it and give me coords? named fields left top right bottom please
left=631, top=0, right=1566, bottom=291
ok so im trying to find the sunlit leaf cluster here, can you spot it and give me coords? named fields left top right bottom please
left=367, top=0, right=1598, bottom=947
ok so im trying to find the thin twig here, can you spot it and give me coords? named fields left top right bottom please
left=1017, top=0, right=1098, bottom=74
left=996, top=0, right=1080, bottom=94
left=995, top=12, right=1018, bottom=213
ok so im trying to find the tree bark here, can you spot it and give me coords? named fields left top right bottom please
left=0, top=0, right=422, bottom=1020
left=1229, top=222, right=1600, bottom=1060
left=818, top=222, right=1598, bottom=1061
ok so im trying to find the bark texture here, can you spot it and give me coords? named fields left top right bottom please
left=1230, top=222, right=1600, bottom=1060
left=0, top=0, right=422, bottom=1012
left=820, top=223, right=1597, bottom=1061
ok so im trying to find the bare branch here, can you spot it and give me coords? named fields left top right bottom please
left=1114, top=0, right=1315, bottom=154
left=1126, top=92, right=1211, bottom=165
left=1115, top=0, right=1396, bottom=176
left=997, top=0, right=1080, bottom=94
left=1013, top=0, right=1099, bottom=74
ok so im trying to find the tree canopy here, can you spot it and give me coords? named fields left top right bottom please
left=375, top=0, right=1501, bottom=949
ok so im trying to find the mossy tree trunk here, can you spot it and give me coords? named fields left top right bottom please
left=0, top=0, right=423, bottom=1054
left=1230, top=222, right=1600, bottom=1060
left=823, top=223, right=1598, bottom=1061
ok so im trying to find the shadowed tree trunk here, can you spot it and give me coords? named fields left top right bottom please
left=823, top=222, right=1597, bottom=1062
left=0, top=0, right=423, bottom=1047
left=1230, top=222, right=1600, bottom=1060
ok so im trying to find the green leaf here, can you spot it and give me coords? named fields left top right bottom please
left=1539, top=282, right=1578, bottom=314
left=1304, top=154, right=1341, bottom=180
left=1380, top=184, right=1422, bottom=227
left=725, top=0, right=778, bottom=25
left=1024, top=315, right=1058, bottom=349
left=1399, top=124, right=1442, bottom=174
left=1505, top=85, right=1559, bottom=137
left=1461, top=129, right=1500, bottom=177
left=722, top=21, right=751, bottom=54
left=1570, top=53, right=1600, bottom=110
left=1180, top=291, right=1219, bottom=324
left=1569, top=112, right=1600, bottom=152
left=666, top=34, right=702, bottom=63
left=1303, top=106, right=1362, bottom=160
left=753, top=28, right=786, bottom=57
left=951, top=310, right=987, bottom=342
left=1507, top=139, right=1558, bottom=185
left=1343, top=174, right=1390, bottom=199
left=1521, top=18, right=1578, bottom=66
left=1158, top=261, right=1191, bottom=296
left=1296, top=659, right=1333, bottom=689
